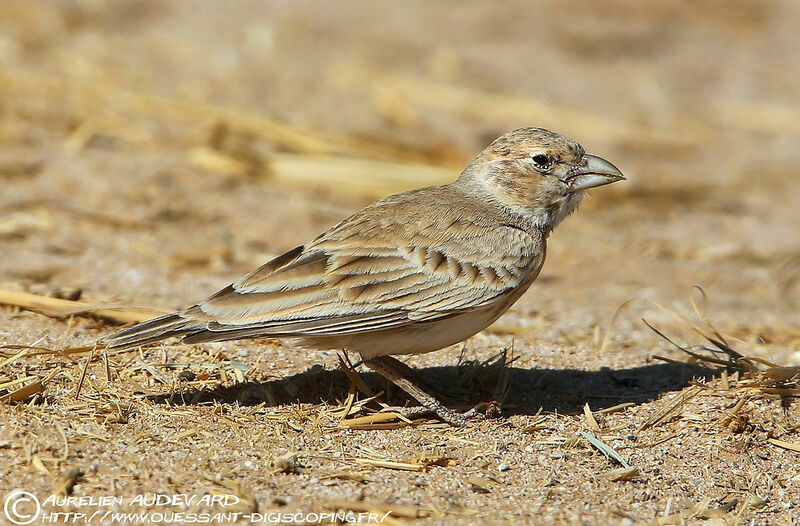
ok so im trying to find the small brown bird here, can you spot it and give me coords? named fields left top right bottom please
left=103, top=127, right=624, bottom=424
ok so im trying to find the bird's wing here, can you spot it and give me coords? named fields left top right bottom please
left=181, top=213, right=541, bottom=339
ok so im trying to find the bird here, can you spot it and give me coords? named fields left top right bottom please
left=102, top=127, right=625, bottom=425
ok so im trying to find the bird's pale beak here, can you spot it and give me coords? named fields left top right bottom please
left=565, top=154, right=625, bottom=192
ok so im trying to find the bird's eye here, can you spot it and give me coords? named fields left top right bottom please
left=531, top=153, right=553, bottom=171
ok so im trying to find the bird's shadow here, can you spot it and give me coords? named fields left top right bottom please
left=148, top=358, right=717, bottom=416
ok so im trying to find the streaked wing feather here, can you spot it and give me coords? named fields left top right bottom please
left=178, top=204, right=540, bottom=339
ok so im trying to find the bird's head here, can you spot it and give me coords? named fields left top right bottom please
left=459, top=127, right=625, bottom=233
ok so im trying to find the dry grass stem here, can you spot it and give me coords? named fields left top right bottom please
left=0, top=288, right=169, bottom=325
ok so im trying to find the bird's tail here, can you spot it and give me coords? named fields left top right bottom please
left=101, top=312, right=203, bottom=350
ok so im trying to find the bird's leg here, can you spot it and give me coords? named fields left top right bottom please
left=362, top=355, right=480, bottom=426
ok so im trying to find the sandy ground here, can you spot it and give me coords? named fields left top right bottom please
left=1, top=1, right=800, bottom=524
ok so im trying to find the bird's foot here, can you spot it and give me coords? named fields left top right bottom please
left=379, top=401, right=492, bottom=426
left=365, top=355, right=491, bottom=426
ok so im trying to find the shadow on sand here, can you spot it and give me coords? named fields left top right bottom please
left=149, top=358, right=716, bottom=416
